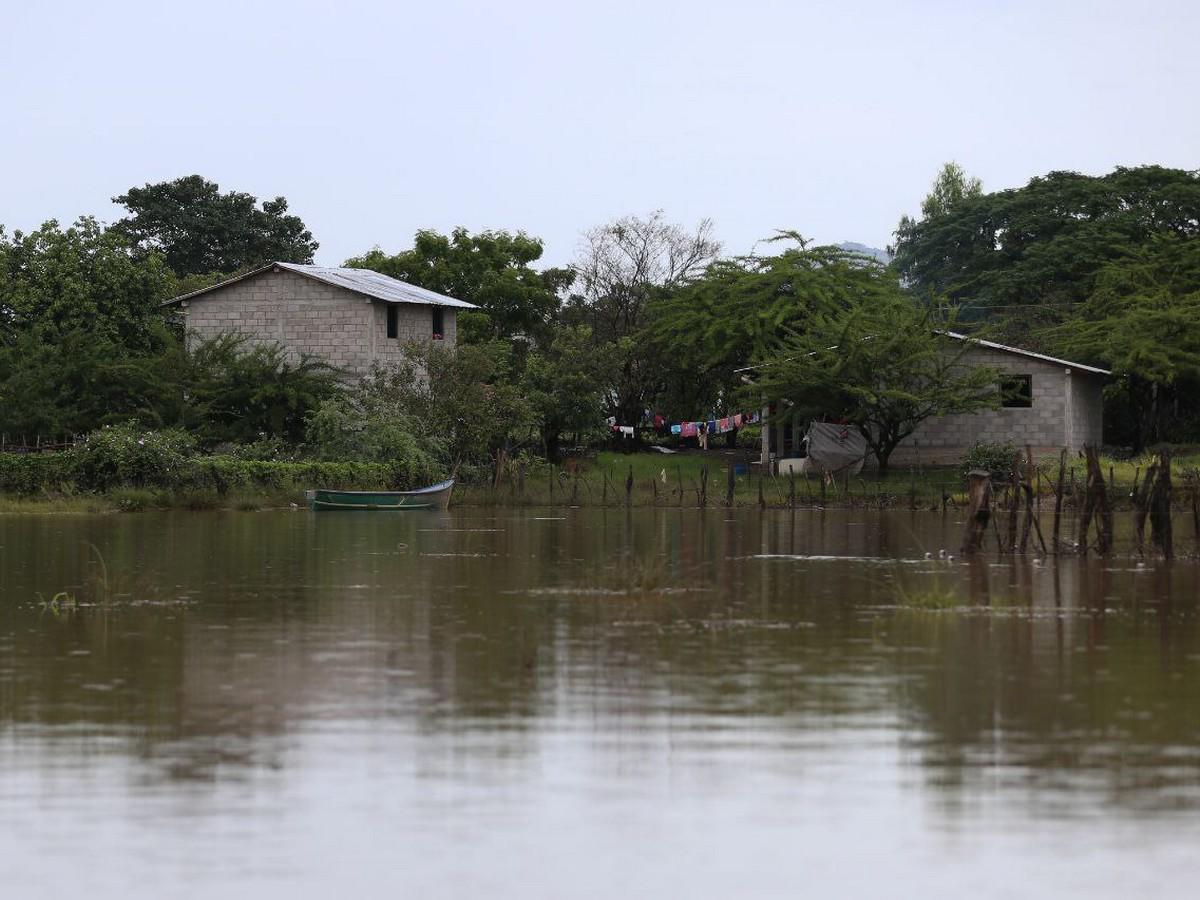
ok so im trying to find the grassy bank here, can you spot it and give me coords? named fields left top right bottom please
left=3, top=449, right=1199, bottom=514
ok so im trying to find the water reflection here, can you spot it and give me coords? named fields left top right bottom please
left=2, top=509, right=1199, bottom=896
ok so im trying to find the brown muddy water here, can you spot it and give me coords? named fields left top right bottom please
left=1, top=508, right=1199, bottom=898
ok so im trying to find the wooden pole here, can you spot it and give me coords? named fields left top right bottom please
left=1052, top=449, right=1066, bottom=552
left=961, top=469, right=992, bottom=555
left=726, top=463, right=736, bottom=507
left=1149, top=450, right=1173, bottom=560
left=625, top=465, right=634, bottom=506
left=1131, top=461, right=1156, bottom=558
left=1020, top=446, right=1035, bottom=553
left=1005, top=451, right=1021, bottom=553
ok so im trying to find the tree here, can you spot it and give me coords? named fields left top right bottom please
left=112, top=175, right=318, bottom=277
left=567, top=210, right=720, bottom=426
left=521, top=326, right=616, bottom=460
left=182, top=335, right=342, bottom=444
left=645, top=237, right=895, bottom=421
left=345, top=229, right=573, bottom=342
left=891, top=166, right=1200, bottom=343
left=1045, top=234, right=1200, bottom=448
left=352, top=341, right=531, bottom=469
left=0, top=326, right=183, bottom=436
left=0, top=218, right=174, bottom=348
left=751, top=300, right=1000, bottom=474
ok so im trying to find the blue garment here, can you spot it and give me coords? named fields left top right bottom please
left=670, top=424, right=681, bottom=435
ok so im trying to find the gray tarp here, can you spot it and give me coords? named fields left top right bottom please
left=797, top=422, right=867, bottom=476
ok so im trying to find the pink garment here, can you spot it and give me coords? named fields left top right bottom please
left=718, top=417, right=730, bottom=433
left=680, top=422, right=698, bottom=438
left=733, top=414, right=744, bottom=428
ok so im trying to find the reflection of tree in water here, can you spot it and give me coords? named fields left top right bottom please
left=893, top=558, right=1200, bottom=814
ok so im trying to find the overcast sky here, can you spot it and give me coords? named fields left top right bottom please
left=4, top=0, right=1197, bottom=267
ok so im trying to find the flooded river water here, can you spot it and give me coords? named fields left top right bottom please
left=2, top=508, right=1199, bottom=898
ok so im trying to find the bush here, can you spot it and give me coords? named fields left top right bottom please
left=71, top=424, right=196, bottom=490
left=962, top=441, right=1021, bottom=480
left=0, top=452, right=76, bottom=494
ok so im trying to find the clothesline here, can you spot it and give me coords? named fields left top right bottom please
left=607, top=410, right=762, bottom=438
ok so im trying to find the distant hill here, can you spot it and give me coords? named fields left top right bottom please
left=836, top=241, right=892, bottom=264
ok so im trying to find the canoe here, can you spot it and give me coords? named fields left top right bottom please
left=306, top=478, right=455, bottom=511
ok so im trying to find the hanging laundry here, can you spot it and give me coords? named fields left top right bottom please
left=680, top=422, right=698, bottom=438
left=733, top=413, right=744, bottom=428
left=707, top=420, right=717, bottom=435
left=718, top=417, right=730, bottom=433
left=619, top=425, right=634, bottom=437
left=670, top=424, right=682, bottom=435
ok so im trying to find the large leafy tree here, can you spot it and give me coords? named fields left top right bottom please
left=112, top=175, right=318, bottom=277
left=645, top=238, right=897, bottom=419
left=345, top=229, right=572, bottom=342
left=566, top=211, right=719, bottom=425
left=0, top=326, right=183, bottom=436
left=0, top=218, right=174, bottom=348
left=751, top=300, right=1000, bottom=474
left=891, top=166, right=1200, bottom=342
left=1045, top=234, right=1200, bottom=448
left=521, top=325, right=616, bottom=460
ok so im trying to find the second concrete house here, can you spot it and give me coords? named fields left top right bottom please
left=164, top=262, right=477, bottom=376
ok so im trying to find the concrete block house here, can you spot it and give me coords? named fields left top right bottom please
left=761, top=334, right=1109, bottom=468
left=164, top=262, right=476, bottom=376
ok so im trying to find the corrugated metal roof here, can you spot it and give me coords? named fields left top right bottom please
left=735, top=331, right=1111, bottom=376
left=276, top=262, right=477, bottom=308
left=163, top=262, right=477, bottom=309
left=937, top=331, right=1110, bottom=376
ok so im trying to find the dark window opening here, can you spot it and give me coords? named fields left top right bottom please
left=432, top=306, right=445, bottom=339
left=386, top=305, right=398, bottom=339
left=1000, top=374, right=1033, bottom=408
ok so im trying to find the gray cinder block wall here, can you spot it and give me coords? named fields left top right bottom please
left=888, top=346, right=1105, bottom=464
left=177, top=268, right=458, bottom=376
left=761, top=343, right=1107, bottom=468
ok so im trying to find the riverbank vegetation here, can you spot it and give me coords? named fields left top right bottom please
left=2, top=165, right=1199, bottom=502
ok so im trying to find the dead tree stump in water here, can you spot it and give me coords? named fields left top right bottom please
left=1020, top=445, right=1045, bottom=553
left=1077, top=446, right=1113, bottom=556
left=1149, top=450, right=1173, bottom=560
left=727, top=464, right=736, bottom=507
left=1131, top=461, right=1156, bottom=557
left=961, top=470, right=993, bottom=555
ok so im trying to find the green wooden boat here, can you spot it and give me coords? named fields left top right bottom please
left=306, top=478, right=455, bottom=511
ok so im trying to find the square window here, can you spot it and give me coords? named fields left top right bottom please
left=1000, top=374, right=1032, bottom=408
left=386, top=305, right=398, bottom=339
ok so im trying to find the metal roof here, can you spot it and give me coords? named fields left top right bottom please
left=163, top=262, right=477, bottom=309
left=937, top=331, right=1110, bottom=376
left=735, top=331, right=1111, bottom=376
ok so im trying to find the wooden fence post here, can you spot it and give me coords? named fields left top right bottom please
left=1052, top=449, right=1066, bottom=552
left=961, top=469, right=992, bottom=555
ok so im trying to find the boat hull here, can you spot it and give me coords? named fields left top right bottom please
left=306, top=479, right=454, bottom=511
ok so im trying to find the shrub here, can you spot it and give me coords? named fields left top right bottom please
left=71, top=424, right=196, bottom=490
left=0, top=452, right=76, bottom=494
left=962, top=441, right=1021, bottom=481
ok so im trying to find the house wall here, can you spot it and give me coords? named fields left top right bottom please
left=888, top=345, right=1104, bottom=464
left=762, top=343, right=1107, bottom=468
left=179, top=267, right=458, bottom=377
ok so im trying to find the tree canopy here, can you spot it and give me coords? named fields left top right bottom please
left=112, top=175, right=318, bottom=277
left=892, top=165, right=1200, bottom=342
left=345, top=228, right=572, bottom=342
left=0, top=217, right=174, bottom=349
left=750, top=298, right=1000, bottom=473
